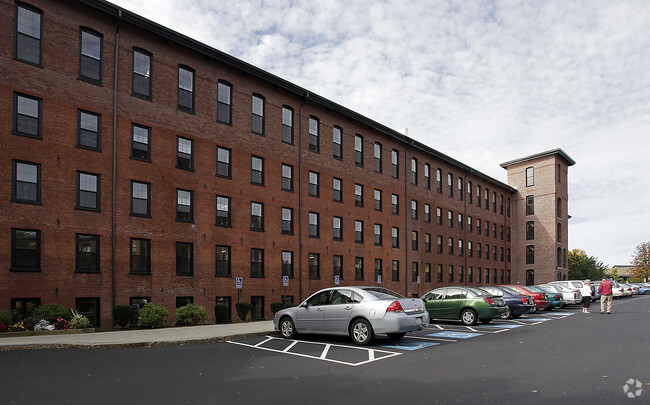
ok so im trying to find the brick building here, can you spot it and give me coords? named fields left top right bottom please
left=1, top=0, right=573, bottom=328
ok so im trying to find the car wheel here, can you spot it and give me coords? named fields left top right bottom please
left=460, top=309, right=477, bottom=326
left=350, top=319, right=374, bottom=346
left=512, top=314, right=522, bottom=319
left=279, top=317, right=297, bottom=339
left=387, top=332, right=406, bottom=340
left=500, top=307, right=512, bottom=319
left=480, top=318, right=492, bottom=324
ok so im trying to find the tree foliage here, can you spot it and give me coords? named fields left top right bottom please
left=568, top=249, right=608, bottom=280
left=631, top=241, right=650, bottom=281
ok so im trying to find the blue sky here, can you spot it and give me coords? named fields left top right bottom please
left=110, top=0, right=650, bottom=267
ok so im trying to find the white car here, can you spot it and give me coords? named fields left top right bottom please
left=540, top=284, right=581, bottom=305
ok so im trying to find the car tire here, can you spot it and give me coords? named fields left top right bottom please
left=387, top=332, right=406, bottom=340
left=480, top=318, right=492, bottom=324
left=500, top=307, right=512, bottom=319
left=279, top=317, right=297, bottom=339
left=350, top=319, right=374, bottom=346
left=460, top=309, right=478, bottom=326
left=512, top=314, right=522, bottom=319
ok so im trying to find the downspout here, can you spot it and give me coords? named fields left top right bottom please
left=111, top=11, right=121, bottom=318
left=463, top=170, right=471, bottom=285
left=298, top=93, right=307, bottom=302
left=404, top=146, right=409, bottom=296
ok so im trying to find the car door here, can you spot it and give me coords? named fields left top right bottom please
left=323, top=289, right=358, bottom=333
left=294, top=290, right=330, bottom=332
left=423, top=289, right=445, bottom=320
left=440, top=288, right=466, bottom=319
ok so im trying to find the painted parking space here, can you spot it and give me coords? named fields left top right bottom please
left=480, top=324, right=524, bottom=329
left=376, top=340, right=440, bottom=350
left=428, top=331, right=483, bottom=339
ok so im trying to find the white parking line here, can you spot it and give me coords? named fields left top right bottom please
left=320, top=344, right=331, bottom=359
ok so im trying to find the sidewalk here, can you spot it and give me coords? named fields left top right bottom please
left=0, top=320, right=275, bottom=351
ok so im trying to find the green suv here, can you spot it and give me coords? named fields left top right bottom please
left=422, top=286, right=508, bottom=326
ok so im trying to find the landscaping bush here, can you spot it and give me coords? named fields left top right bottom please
left=137, top=302, right=169, bottom=329
left=0, top=309, right=11, bottom=329
left=33, top=319, right=54, bottom=331
left=235, top=302, right=252, bottom=322
left=112, top=305, right=135, bottom=328
left=214, top=303, right=229, bottom=323
left=270, top=302, right=285, bottom=314
left=32, top=304, right=72, bottom=324
left=69, top=309, right=92, bottom=329
left=175, top=304, right=209, bottom=326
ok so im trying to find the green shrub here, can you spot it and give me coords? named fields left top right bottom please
left=270, top=302, right=285, bottom=314
left=0, top=309, right=12, bottom=328
left=175, top=304, right=209, bottom=326
left=214, top=303, right=229, bottom=323
left=235, top=302, right=252, bottom=322
left=137, top=302, right=169, bottom=329
left=112, top=305, right=135, bottom=328
left=69, top=309, right=92, bottom=329
left=32, top=304, right=72, bottom=324
left=11, top=310, right=22, bottom=324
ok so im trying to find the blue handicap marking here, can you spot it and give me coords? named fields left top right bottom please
left=428, top=331, right=482, bottom=339
left=378, top=340, right=439, bottom=350
left=481, top=324, right=523, bottom=329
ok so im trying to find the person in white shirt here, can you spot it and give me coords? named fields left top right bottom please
left=580, top=280, right=592, bottom=313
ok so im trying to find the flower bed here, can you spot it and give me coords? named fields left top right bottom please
left=0, top=328, right=95, bottom=339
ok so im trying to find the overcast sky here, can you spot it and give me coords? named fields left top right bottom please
left=110, top=0, right=650, bottom=267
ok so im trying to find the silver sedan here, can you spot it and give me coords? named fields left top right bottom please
left=273, top=286, right=429, bottom=345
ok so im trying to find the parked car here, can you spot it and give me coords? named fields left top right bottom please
left=500, top=285, right=550, bottom=311
left=592, top=280, right=624, bottom=298
left=538, top=284, right=581, bottom=306
left=273, top=286, right=429, bottom=345
left=619, top=283, right=635, bottom=296
left=480, top=286, right=536, bottom=319
left=528, top=285, right=564, bottom=309
left=421, top=286, right=508, bottom=326
left=629, top=283, right=650, bottom=295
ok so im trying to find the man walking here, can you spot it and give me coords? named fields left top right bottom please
left=599, top=277, right=613, bottom=314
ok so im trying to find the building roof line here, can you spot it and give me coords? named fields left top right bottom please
left=499, top=148, right=576, bottom=168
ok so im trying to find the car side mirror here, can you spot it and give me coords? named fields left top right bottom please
left=300, top=302, right=309, bottom=308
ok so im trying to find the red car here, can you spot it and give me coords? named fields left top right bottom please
left=500, top=285, right=550, bottom=311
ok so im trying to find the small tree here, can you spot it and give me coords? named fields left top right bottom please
left=631, top=242, right=650, bottom=281
left=112, top=305, right=135, bottom=328
left=235, top=302, right=252, bottom=322
left=568, top=249, right=607, bottom=280
left=69, top=309, right=92, bottom=329
left=137, top=302, right=169, bottom=329
left=175, top=304, right=209, bottom=326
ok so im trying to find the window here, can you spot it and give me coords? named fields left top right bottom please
left=11, top=228, right=40, bottom=271
left=526, top=245, right=535, bottom=264
left=79, top=28, right=102, bottom=84
left=281, top=207, right=293, bottom=234
left=392, top=260, right=399, bottom=282
left=425, top=233, right=431, bottom=252
left=309, top=212, right=319, bottom=238
left=333, top=126, right=342, bottom=159
left=309, top=253, right=320, bottom=279
left=424, top=204, right=431, bottom=223
left=77, top=171, right=99, bottom=211
left=251, top=94, right=265, bottom=135
left=15, top=3, right=42, bottom=65
left=392, top=227, right=399, bottom=248
left=76, top=234, right=99, bottom=273
left=251, top=155, right=264, bottom=185
left=424, top=164, right=431, bottom=189
left=132, top=48, right=152, bottom=99
left=391, top=150, right=399, bottom=178
left=411, top=158, right=418, bottom=185
left=130, top=238, right=150, bottom=274
left=458, top=177, right=463, bottom=201
left=448, top=266, right=454, bottom=283
left=436, top=235, right=443, bottom=254
left=333, top=177, right=342, bottom=202
left=282, top=251, right=293, bottom=278
left=216, top=195, right=231, bottom=227
left=251, top=297, right=266, bottom=320
left=170, top=189, right=192, bottom=222
left=176, top=296, right=194, bottom=309
left=251, top=248, right=264, bottom=278
left=130, top=181, right=150, bottom=217
left=355, top=220, right=364, bottom=243
left=526, top=166, right=534, bottom=187
left=333, top=216, right=342, bottom=241
left=493, top=191, right=497, bottom=212
left=374, top=142, right=382, bottom=173
left=448, top=237, right=454, bottom=255
left=477, top=185, right=482, bottom=207
left=354, top=184, right=363, bottom=207
left=411, top=262, right=419, bottom=282
left=458, top=213, right=463, bottom=230
left=374, top=224, right=382, bottom=246
left=477, top=219, right=482, bottom=235
left=131, top=124, right=151, bottom=161
left=459, top=239, right=464, bottom=256
left=558, top=164, right=562, bottom=183
left=354, top=135, right=363, bottom=167
left=374, top=189, right=382, bottom=211
left=436, top=207, right=442, bottom=225
left=526, top=195, right=534, bottom=215
left=467, top=181, right=473, bottom=203
left=250, top=202, right=264, bottom=231
left=217, top=81, right=232, bottom=124
left=448, top=210, right=453, bottom=228
left=507, top=227, right=511, bottom=241
left=507, top=198, right=511, bottom=217
left=12, top=160, right=40, bottom=204
left=77, top=110, right=101, bottom=150
left=468, top=216, right=473, bottom=232
left=282, top=106, right=293, bottom=144
left=13, top=92, right=41, bottom=138
left=216, top=146, right=232, bottom=178
left=411, top=200, right=418, bottom=220
left=176, top=242, right=193, bottom=275
left=375, top=259, right=383, bottom=282
left=424, top=263, right=431, bottom=282
left=526, top=221, right=534, bottom=240
left=557, top=198, right=562, bottom=218
left=485, top=269, right=490, bottom=284
left=355, top=257, right=364, bottom=280
left=177, top=136, right=193, bottom=170
left=468, top=241, right=473, bottom=257
left=477, top=268, right=482, bottom=284
left=500, top=195, right=504, bottom=215
left=309, top=116, right=319, bottom=152
left=485, top=188, right=489, bottom=210
left=333, top=255, right=343, bottom=279
left=557, top=223, right=562, bottom=243
left=458, top=266, right=464, bottom=283
left=215, top=245, right=231, bottom=276
left=177, top=65, right=194, bottom=113
left=437, top=264, right=443, bottom=282
left=281, top=164, right=293, bottom=191
left=76, top=298, right=100, bottom=327
left=411, top=231, right=418, bottom=251
left=447, top=173, right=453, bottom=197
left=309, top=171, right=319, bottom=197
left=436, top=168, right=442, bottom=193
left=392, top=194, right=399, bottom=215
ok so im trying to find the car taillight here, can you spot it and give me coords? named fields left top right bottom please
left=554, top=294, right=560, bottom=299
left=484, top=297, right=494, bottom=305
left=386, top=301, right=404, bottom=312
left=521, top=297, right=528, bottom=304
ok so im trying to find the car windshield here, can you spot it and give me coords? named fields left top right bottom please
left=482, top=287, right=504, bottom=296
left=570, top=281, right=584, bottom=288
left=538, top=286, right=555, bottom=293
left=362, top=287, right=406, bottom=300
left=464, top=287, right=491, bottom=297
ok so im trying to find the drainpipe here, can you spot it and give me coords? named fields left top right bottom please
left=463, top=170, right=471, bottom=285
left=404, top=145, right=409, bottom=296
left=111, top=11, right=121, bottom=320
left=298, top=93, right=307, bottom=302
